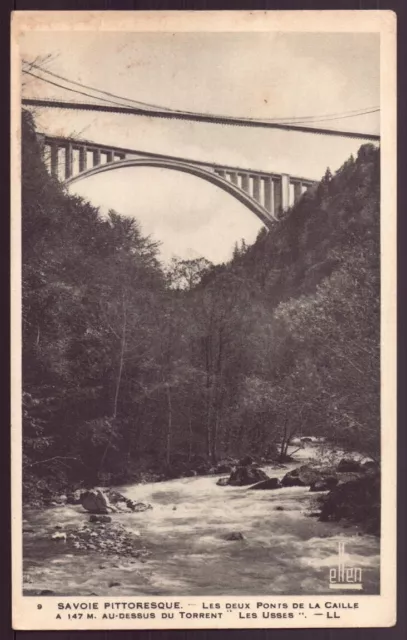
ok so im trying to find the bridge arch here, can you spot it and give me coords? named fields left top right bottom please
left=65, top=158, right=279, bottom=225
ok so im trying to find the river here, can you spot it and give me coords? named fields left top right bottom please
left=23, top=448, right=380, bottom=596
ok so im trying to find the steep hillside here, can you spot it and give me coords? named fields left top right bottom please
left=234, top=145, right=379, bottom=308
left=227, top=144, right=380, bottom=457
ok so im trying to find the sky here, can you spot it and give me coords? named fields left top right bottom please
left=21, top=31, right=380, bottom=264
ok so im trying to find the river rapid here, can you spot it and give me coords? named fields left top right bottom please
left=23, top=448, right=380, bottom=596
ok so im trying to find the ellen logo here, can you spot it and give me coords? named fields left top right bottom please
left=329, top=541, right=363, bottom=590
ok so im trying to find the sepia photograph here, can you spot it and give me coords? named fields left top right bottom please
left=11, top=10, right=397, bottom=630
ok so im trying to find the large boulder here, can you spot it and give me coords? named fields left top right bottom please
left=319, top=473, right=380, bottom=534
left=310, top=476, right=338, bottom=492
left=216, top=477, right=230, bottom=486
left=227, top=466, right=269, bottom=487
left=210, top=459, right=237, bottom=474
left=335, top=471, right=364, bottom=486
left=249, top=478, right=281, bottom=491
left=104, top=489, right=127, bottom=505
left=103, top=491, right=152, bottom=513
left=337, top=458, right=363, bottom=473
left=281, top=465, right=321, bottom=487
left=80, top=489, right=109, bottom=514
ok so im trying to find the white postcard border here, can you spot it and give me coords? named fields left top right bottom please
left=11, top=10, right=397, bottom=630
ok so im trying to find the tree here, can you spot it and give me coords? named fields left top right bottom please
left=273, top=245, right=380, bottom=457
left=166, top=257, right=212, bottom=290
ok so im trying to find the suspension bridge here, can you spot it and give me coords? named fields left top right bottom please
left=22, top=63, right=380, bottom=225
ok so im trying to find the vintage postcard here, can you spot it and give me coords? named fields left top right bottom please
left=11, top=10, right=397, bottom=630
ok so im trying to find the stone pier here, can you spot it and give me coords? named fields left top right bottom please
left=281, top=174, right=290, bottom=211
left=263, top=177, right=274, bottom=217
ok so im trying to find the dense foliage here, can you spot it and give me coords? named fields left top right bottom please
left=21, top=110, right=380, bottom=500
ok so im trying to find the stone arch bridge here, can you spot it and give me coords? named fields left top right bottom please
left=39, top=134, right=317, bottom=226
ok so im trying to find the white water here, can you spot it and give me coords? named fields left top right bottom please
left=23, top=450, right=380, bottom=596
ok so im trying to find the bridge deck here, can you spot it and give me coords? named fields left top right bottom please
left=23, top=98, right=381, bottom=142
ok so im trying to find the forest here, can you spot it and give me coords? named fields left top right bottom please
left=21, top=109, right=380, bottom=502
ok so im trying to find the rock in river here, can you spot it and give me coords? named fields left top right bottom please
left=337, top=458, right=363, bottom=473
left=105, top=489, right=128, bottom=505
left=227, top=466, right=269, bottom=487
left=80, top=489, right=109, bottom=514
left=209, top=459, right=237, bottom=474
left=102, top=489, right=152, bottom=513
left=223, top=531, right=244, bottom=541
left=89, top=514, right=112, bottom=523
left=51, top=531, right=67, bottom=542
left=249, top=477, right=281, bottom=490
left=309, top=477, right=338, bottom=492
left=127, top=501, right=153, bottom=513
left=281, top=465, right=322, bottom=488
left=319, top=473, right=380, bottom=534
